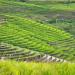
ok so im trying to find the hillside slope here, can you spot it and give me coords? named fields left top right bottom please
left=0, top=14, right=75, bottom=62
left=0, top=0, right=75, bottom=62
left=0, top=0, right=75, bottom=36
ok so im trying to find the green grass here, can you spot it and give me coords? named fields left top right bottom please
left=0, top=0, right=74, bottom=37
left=0, top=0, right=75, bottom=74
left=0, top=42, right=42, bottom=61
left=26, top=1, right=75, bottom=11
left=0, top=0, right=75, bottom=33
left=0, top=14, right=75, bottom=61
left=48, top=20, right=75, bottom=36
left=0, top=60, right=75, bottom=75
left=0, top=0, right=75, bottom=16
left=0, top=0, right=75, bottom=62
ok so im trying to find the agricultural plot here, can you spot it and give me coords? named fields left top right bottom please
left=0, top=14, right=75, bottom=62
left=0, top=0, right=75, bottom=62
left=0, top=0, right=75, bottom=36
left=0, top=42, right=67, bottom=62
left=0, top=42, right=43, bottom=61
left=24, top=1, right=75, bottom=36
left=0, top=0, right=75, bottom=75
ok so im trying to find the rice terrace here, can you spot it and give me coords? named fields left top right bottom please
left=0, top=0, right=75, bottom=75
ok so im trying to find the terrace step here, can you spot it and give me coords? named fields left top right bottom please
left=35, top=54, right=68, bottom=63
left=0, top=42, right=68, bottom=63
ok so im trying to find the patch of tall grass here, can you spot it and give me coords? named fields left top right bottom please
left=0, top=60, right=75, bottom=75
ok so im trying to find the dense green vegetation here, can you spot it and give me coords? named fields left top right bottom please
left=0, top=42, right=43, bottom=61
left=0, top=60, right=75, bottom=75
left=0, top=0, right=74, bottom=36
left=0, top=0, right=75, bottom=75
left=25, top=1, right=75, bottom=36
left=0, top=0, right=75, bottom=62
left=0, top=14, right=75, bottom=61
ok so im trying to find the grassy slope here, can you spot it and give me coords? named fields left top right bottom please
left=0, top=0, right=75, bottom=15
left=0, top=0, right=75, bottom=36
left=0, top=1, right=75, bottom=75
left=0, top=1, right=75, bottom=60
left=24, top=1, right=75, bottom=36
left=0, top=0, right=75, bottom=33
left=0, top=14, right=75, bottom=61
left=0, top=42, right=42, bottom=61
left=0, top=0, right=75, bottom=61
left=26, top=1, right=75, bottom=11
left=0, top=60, right=75, bottom=75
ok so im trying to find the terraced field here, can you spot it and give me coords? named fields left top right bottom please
left=0, top=42, right=68, bottom=62
left=25, top=1, right=75, bottom=36
left=0, top=0, right=75, bottom=75
left=0, top=0, right=75, bottom=36
left=0, top=14, right=75, bottom=62
left=0, top=42, right=43, bottom=61
left=0, top=0, right=75, bottom=62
